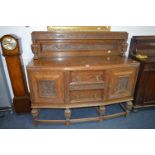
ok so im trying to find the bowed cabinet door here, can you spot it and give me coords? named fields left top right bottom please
left=27, top=70, right=64, bottom=104
left=107, top=67, right=138, bottom=100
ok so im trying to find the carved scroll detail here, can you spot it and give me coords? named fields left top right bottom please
left=121, top=41, right=128, bottom=56
left=39, top=80, right=56, bottom=97
left=42, top=43, right=116, bottom=51
left=31, top=44, right=40, bottom=59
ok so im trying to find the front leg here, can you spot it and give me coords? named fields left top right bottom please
left=32, top=108, right=39, bottom=126
left=125, top=101, right=133, bottom=116
left=99, top=106, right=106, bottom=122
left=64, top=108, right=71, bottom=126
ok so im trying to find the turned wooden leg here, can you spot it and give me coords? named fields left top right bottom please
left=133, top=108, right=138, bottom=113
left=32, top=108, right=39, bottom=126
left=64, top=108, right=71, bottom=126
left=99, top=106, right=106, bottom=122
left=125, top=101, right=133, bottom=116
left=133, top=105, right=139, bottom=113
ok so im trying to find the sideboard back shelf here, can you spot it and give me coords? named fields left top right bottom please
left=31, top=31, right=128, bottom=59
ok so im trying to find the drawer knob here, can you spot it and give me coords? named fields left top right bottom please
left=107, top=50, right=111, bottom=54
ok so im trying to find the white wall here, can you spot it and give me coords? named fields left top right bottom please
left=0, top=26, right=47, bottom=64
left=0, top=26, right=155, bottom=102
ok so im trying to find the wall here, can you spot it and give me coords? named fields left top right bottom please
left=0, top=54, right=11, bottom=107
left=0, top=26, right=155, bottom=104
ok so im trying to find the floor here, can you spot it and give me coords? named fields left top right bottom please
left=0, top=104, right=155, bottom=129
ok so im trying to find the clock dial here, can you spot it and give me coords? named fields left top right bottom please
left=2, top=37, right=17, bottom=50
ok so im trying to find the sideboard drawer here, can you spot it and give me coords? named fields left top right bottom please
left=69, top=83, right=104, bottom=91
left=70, top=71, right=105, bottom=84
left=70, top=89, right=103, bottom=103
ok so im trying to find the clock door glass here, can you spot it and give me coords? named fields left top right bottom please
left=2, top=37, right=17, bottom=50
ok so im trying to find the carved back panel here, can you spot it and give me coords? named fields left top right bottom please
left=31, top=31, right=128, bottom=59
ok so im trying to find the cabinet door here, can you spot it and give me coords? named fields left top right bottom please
left=107, top=67, right=137, bottom=99
left=143, top=70, right=155, bottom=105
left=28, top=70, right=64, bottom=104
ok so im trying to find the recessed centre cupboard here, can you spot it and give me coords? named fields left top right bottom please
left=26, top=27, right=140, bottom=126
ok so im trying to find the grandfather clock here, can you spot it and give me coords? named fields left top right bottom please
left=0, top=34, right=31, bottom=113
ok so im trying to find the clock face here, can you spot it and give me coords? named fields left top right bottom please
left=2, top=37, right=17, bottom=50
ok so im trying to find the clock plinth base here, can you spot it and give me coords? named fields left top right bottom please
left=13, top=95, right=31, bottom=113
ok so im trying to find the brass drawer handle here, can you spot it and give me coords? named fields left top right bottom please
left=74, top=76, right=80, bottom=82
left=107, top=50, right=112, bottom=54
left=73, top=76, right=80, bottom=82
left=94, top=94, right=98, bottom=99
left=96, top=75, right=100, bottom=81
left=76, top=94, right=80, bottom=99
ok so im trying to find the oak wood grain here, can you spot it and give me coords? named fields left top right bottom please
left=27, top=31, right=139, bottom=125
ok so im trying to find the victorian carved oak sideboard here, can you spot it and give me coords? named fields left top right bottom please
left=129, top=36, right=155, bottom=110
left=27, top=31, right=139, bottom=126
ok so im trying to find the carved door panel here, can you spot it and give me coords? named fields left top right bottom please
left=28, top=70, right=64, bottom=104
left=107, top=67, right=137, bottom=99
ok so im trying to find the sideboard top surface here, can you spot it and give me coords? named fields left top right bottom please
left=27, top=56, right=139, bottom=70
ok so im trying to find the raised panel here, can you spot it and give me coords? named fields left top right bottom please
left=115, top=76, right=129, bottom=92
left=107, top=68, right=137, bottom=99
left=38, top=40, right=122, bottom=58
left=39, top=80, right=56, bottom=97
